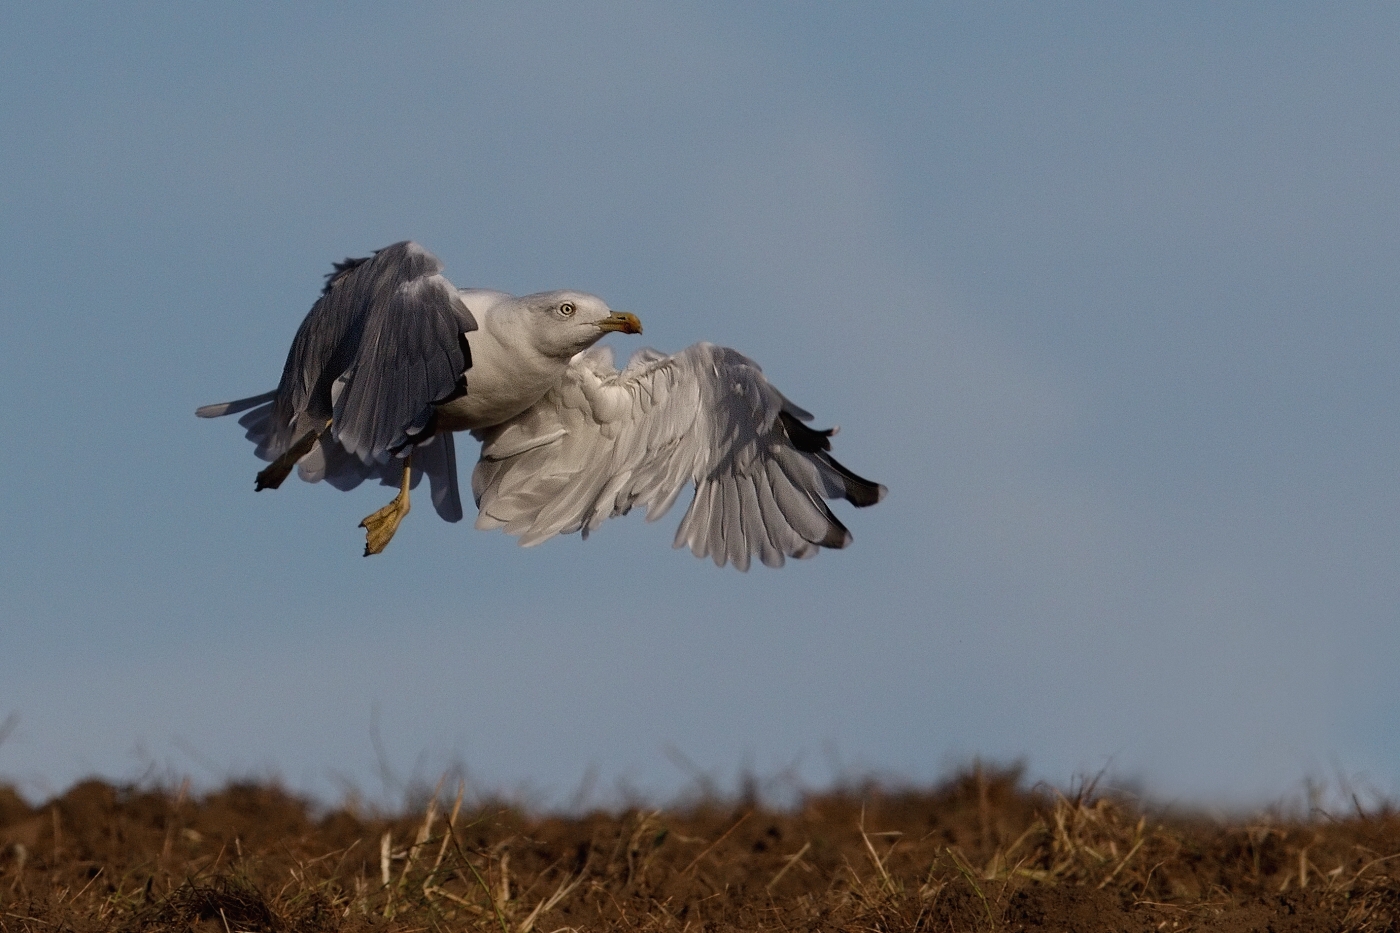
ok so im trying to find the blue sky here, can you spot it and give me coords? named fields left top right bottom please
left=2, top=3, right=1398, bottom=808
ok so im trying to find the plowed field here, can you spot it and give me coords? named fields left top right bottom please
left=2, top=768, right=1397, bottom=932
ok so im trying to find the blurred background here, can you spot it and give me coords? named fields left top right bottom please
left=2, top=3, right=1398, bottom=809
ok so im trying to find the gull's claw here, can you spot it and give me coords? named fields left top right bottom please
left=359, top=456, right=412, bottom=556
left=360, top=494, right=410, bottom=556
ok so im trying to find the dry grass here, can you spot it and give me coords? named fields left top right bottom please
left=2, top=766, right=1398, bottom=932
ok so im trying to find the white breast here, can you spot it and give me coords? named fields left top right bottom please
left=433, top=292, right=568, bottom=431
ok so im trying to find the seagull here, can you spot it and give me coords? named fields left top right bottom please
left=198, top=242, right=885, bottom=567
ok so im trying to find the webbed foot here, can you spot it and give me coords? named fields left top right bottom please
left=359, top=455, right=412, bottom=556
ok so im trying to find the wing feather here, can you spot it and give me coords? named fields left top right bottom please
left=472, top=342, right=885, bottom=570
left=198, top=242, right=477, bottom=508
left=195, top=391, right=277, bottom=419
left=412, top=431, right=464, bottom=522
left=735, top=472, right=769, bottom=569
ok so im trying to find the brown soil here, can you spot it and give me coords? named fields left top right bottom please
left=1, top=767, right=1397, bottom=932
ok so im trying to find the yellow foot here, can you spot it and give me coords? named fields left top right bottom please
left=360, top=492, right=410, bottom=556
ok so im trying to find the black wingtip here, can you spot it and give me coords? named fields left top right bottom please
left=820, top=452, right=886, bottom=508
left=780, top=412, right=884, bottom=507
left=819, top=515, right=855, bottom=549
left=778, top=411, right=834, bottom=453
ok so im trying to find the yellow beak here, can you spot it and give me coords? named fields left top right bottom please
left=597, top=311, right=643, bottom=335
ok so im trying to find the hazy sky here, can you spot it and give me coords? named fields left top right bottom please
left=3, top=3, right=1398, bottom=808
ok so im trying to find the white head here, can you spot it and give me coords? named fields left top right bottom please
left=514, top=290, right=642, bottom=359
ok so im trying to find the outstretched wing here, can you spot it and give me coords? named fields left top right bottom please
left=196, top=241, right=475, bottom=521
left=471, top=343, right=886, bottom=569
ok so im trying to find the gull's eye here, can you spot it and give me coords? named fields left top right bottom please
left=558, top=301, right=576, bottom=317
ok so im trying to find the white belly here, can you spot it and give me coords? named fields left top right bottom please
left=434, top=380, right=548, bottom=431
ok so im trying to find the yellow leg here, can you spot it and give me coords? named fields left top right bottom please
left=255, top=419, right=333, bottom=491
left=360, top=455, right=412, bottom=556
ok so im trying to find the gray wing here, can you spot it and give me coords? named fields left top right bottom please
left=196, top=241, right=475, bottom=521
left=471, top=343, right=886, bottom=570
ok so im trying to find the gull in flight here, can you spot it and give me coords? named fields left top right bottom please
left=198, top=242, right=885, bottom=567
